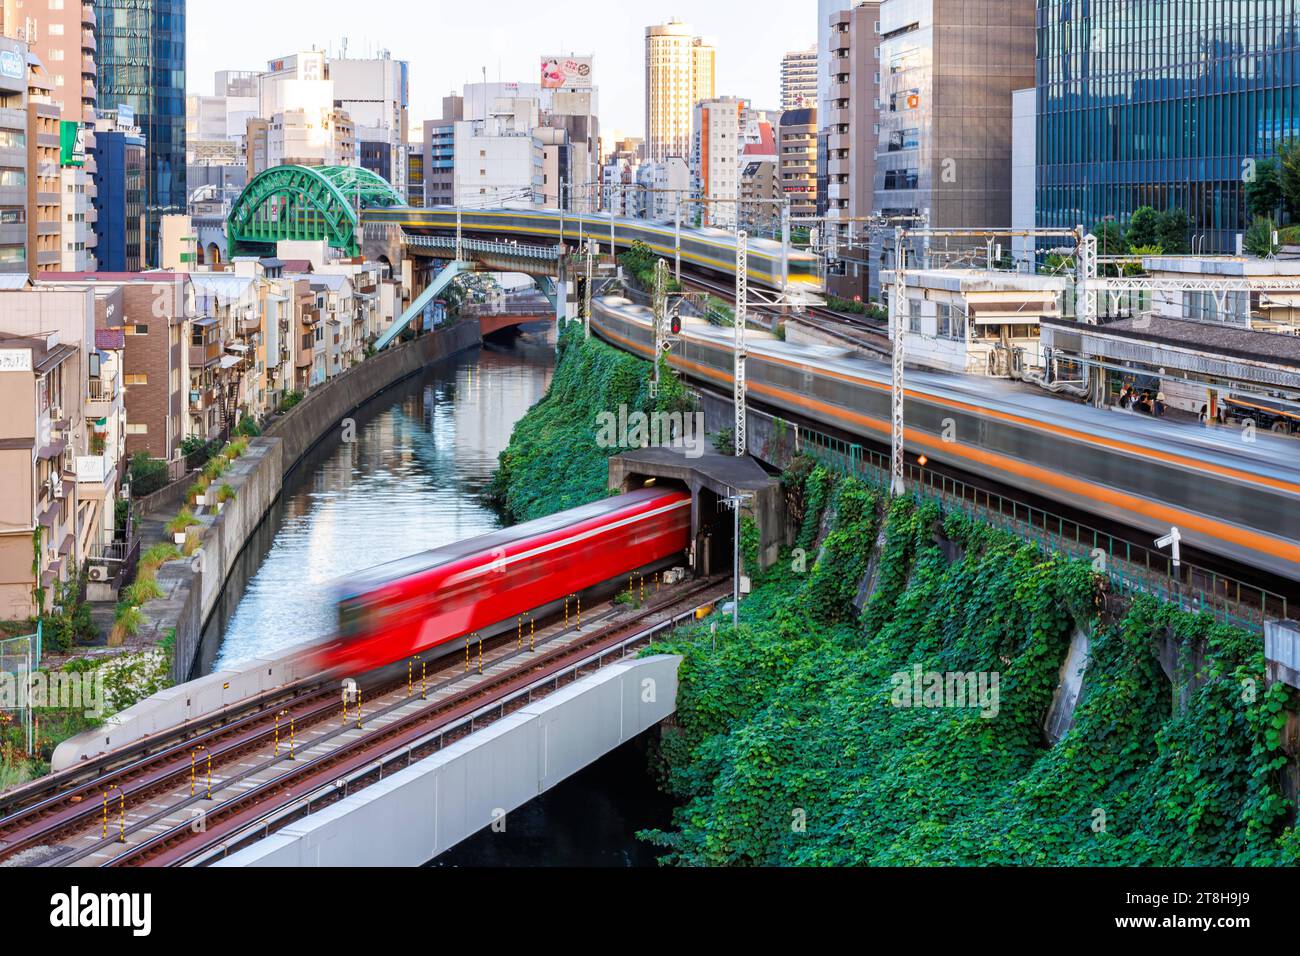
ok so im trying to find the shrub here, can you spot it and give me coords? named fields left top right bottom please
left=127, top=453, right=170, bottom=498
left=279, top=391, right=305, bottom=413
left=139, top=543, right=181, bottom=574
left=123, top=575, right=163, bottom=607
left=234, top=416, right=262, bottom=438
left=217, top=484, right=237, bottom=504
left=165, top=509, right=199, bottom=537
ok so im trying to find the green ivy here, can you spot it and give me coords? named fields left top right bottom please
left=638, top=466, right=1299, bottom=867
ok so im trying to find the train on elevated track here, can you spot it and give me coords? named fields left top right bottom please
left=361, top=206, right=822, bottom=291
left=313, top=489, right=692, bottom=676
left=590, top=296, right=1300, bottom=585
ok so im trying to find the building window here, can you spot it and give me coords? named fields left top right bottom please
left=125, top=373, right=148, bottom=386
left=126, top=423, right=148, bottom=436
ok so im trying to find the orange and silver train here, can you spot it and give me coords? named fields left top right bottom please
left=591, top=296, right=1300, bottom=585
left=362, top=206, right=822, bottom=291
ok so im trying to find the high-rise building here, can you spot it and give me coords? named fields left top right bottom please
left=257, top=53, right=355, bottom=172
left=872, top=0, right=1035, bottom=298
left=96, top=0, right=186, bottom=268
left=90, top=107, right=145, bottom=271
left=779, top=107, right=818, bottom=221
left=423, top=93, right=462, bottom=208
left=816, top=0, right=853, bottom=122
left=825, top=0, right=881, bottom=298
left=329, top=51, right=409, bottom=194
left=692, top=97, right=743, bottom=228
left=1036, top=0, right=1300, bottom=253
left=0, top=36, right=30, bottom=275
left=1, top=0, right=99, bottom=123
left=781, top=46, right=818, bottom=111
left=24, top=48, right=63, bottom=276
left=645, top=20, right=715, bottom=163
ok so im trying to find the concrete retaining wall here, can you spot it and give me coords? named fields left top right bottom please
left=214, top=654, right=682, bottom=867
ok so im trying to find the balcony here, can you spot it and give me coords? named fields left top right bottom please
left=82, top=3, right=96, bottom=27
left=189, top=339, right=224, bottom=369
left=74, top=454, right=116, bottom=488
left=82, top=30, right=96, bottom=52
left=87, top=375, right=119, bottom=416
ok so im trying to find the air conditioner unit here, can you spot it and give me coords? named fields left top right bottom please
left=53, top=478, right=66, bottom=499
left=87, top=565, right=110, bottom=583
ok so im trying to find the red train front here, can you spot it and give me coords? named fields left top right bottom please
left=310, top=489, right=692, bottom=677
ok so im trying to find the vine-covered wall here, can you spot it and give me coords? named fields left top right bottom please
left=642, top=466, right=1299, bottom=866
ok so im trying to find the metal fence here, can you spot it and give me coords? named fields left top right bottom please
left=0, top=623, right=41, bottom=757
left=794, top=425, right=1288, bottom=635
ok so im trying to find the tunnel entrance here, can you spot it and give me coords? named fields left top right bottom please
left=694, top=487, right=735, bottom=578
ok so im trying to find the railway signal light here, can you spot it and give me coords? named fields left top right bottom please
left=670, top=312, right=682, bottom=336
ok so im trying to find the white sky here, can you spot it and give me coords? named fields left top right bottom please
left=187, top=0, right=817, bottom=141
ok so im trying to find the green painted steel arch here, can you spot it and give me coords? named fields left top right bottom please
left=227, top=165, right=405, bottom=258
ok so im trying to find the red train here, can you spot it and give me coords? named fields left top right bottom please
left=311, top=489, right=692, bottom=676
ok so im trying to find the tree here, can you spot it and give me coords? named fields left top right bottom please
left=1126, top=206, right=1163, bottom=250
left=1155, top=208, right=1191, bottom=254
left=1278, top=139, right=1300, bottom=220
left=1092, top=218, right=1128, bottom=257
left=1246, top=157, right=1284, bottom=220
left=1243, top=216, right=1280, bottom=258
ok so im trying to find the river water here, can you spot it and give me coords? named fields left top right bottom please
left=195, top=327, right=676, bottom=866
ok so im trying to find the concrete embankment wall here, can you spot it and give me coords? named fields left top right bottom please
left=144, top=321, right=482, bottom=685
left=215, top=654, right=682, bottom=867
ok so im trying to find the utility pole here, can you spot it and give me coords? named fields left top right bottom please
left=652, top=257, right=668, bottom=397
left=674, top=193, right=682, bottom=285
left=734, top=230, right=749, bottom=458
left=780, top=201, right=791, bottom=293
left=583, top=239, right=595, bottom=339
left=890, top=226, right=907, bottom=497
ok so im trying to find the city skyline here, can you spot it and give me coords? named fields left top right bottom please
left=186, top=0, right=814, bottom=142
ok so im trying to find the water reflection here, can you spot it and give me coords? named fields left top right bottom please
left=197, top=328, right=556, bottom=673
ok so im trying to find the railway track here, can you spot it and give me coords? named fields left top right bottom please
left=675, top=271, right=891, bottom=355
left=1, top=576, right=727, bottom=868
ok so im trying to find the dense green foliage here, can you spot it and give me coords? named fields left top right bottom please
left=486, top=328, right=1300, bottom=867
left=486, top=323, right=692, bottom=524
left=640, top=465, right=1299, bottom=866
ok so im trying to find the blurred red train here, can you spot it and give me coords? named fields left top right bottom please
left=311, top=488, right=692, bottom=676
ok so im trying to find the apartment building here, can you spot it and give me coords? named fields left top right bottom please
left=0, top=285, right=96, bottom=620
left=24, top=49, right=61, bottom=276
left=779, top=107, right=818, bottom=221
left=645, top=20, right=715, bottom=163
left=0, top=36, right=28, bottom=275
left=89, top=108, right=145, bottom=272
left=38, top=273, right=188, bottom=466
left=422, top=94, right=462, bottom=208
left=781, top=46, right=818, bottom=111
left=0, top=0, right=98, bottom=124
left=740, top=160, right=780, bottom=230
left=692, top=97, right=744, bottom=228
left=825, top=0, right=881, bottom=299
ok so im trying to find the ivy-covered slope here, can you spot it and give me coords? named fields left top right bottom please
left=643, top=466, right=1300, bottom=867
left=486, top=323, right=692, bottom=524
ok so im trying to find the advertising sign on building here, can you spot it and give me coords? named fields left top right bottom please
left=540, top=56, right=593, bottom=90
left=0, top=40, right=25, bottom=93
left=0, top=349, right=33, bottom=373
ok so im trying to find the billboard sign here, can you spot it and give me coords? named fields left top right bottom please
left=541, top=56, right=593, bottom=90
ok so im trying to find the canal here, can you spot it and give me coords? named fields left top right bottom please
left=194, top=327, right=676, bottom=866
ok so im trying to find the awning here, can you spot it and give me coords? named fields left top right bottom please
left=218, top=355, right=243, bottom=370
left=38, top=437, right=68, bottom=460
left=225, top=342, right=249, bottom=353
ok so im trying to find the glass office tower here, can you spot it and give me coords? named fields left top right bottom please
left=1036, top=0, right=1300, bottom=253
left=96, top=0, right=186, bottom=267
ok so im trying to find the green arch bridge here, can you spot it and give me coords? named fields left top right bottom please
left=227, top=165, right=405, bottom=258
